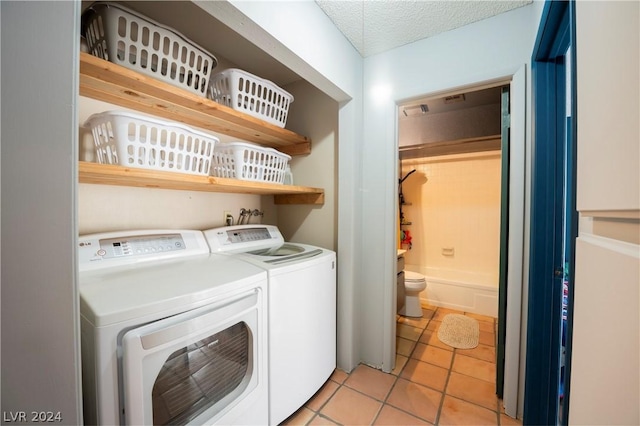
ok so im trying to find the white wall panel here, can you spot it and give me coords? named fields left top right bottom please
left=1, top=1, right=81, bottom=420
left=576, top=1, right=640, bottom=212
left=571, top=2, right=640, bottom=423
left=570, top=236, right=639, bottom=425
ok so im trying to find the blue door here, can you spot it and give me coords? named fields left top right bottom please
left=524, top=1, right=577, bottom=425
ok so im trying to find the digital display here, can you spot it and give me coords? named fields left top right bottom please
left=226, top=228, right=271, bottom=243
left=99, top=234, right=185, bottom=258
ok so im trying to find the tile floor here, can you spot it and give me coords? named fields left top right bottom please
left=282, top=306, right=523, bottom=425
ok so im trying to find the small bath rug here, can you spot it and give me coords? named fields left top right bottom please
left=437, top=314, right=479, bottom=349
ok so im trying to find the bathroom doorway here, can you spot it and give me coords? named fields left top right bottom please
left=398, top=85, right=503, bottom=318
left=396, top=70, right=526, bottom=417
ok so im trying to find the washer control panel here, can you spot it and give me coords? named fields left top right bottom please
left=226, top=227, right=272, bottom=243
left=96, top=234, right=185, bottom=258
left=79, top=230, right=209, bottom=271
left=204, top=225, right=284, bottom=253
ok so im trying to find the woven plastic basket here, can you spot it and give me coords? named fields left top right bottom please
left=208, top=68, right=294, bottom=128
left=85, top=111, right=218, bottom=176
left=210, top=142, right=291, bottom=184
left=82, top=2, right=217, bottom=96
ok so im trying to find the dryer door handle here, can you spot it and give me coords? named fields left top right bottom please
left=138, top=289, right=257, bottom=349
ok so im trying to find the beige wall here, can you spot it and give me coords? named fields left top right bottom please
left=400, top=151, right=502, bottom=286
left=275, top=80, right=339, bottom=251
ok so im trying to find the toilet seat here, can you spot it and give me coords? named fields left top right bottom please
left=405, top=279, right=426, bottom=291
left=405, top=270, right=426, bottom=287
left=405, top=270, right=425, bottom=280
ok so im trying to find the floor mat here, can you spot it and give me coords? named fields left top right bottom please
left=437, top=314, right=479, bottom=349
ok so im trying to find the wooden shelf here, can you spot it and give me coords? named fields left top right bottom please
left=79, top=162, right=324, bottom=205
left=79, top=52, right=311, bottom=156
left=78, top=53, right=325, bottom=205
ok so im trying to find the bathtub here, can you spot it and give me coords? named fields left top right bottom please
left=409, top=266, right=498, bottom=318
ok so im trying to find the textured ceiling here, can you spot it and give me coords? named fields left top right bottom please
left=315, top=0, right=532, bottom=57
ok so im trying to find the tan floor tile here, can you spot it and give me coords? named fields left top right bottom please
left=456, top=344, right=495, bottom=363
left=396, top=337, right=417, bottom=357
left=397, top=315, right=429, bottom=329
left=305, top=379, right=339, bottom=411
left=411, top=342, right=453, bottom=369
left=320, top=386, right=382, bottom=425
left=344, top=364, right=397, bottom=401
left=400, top=358, right=449, bottom=391
left=419, top=328, right=453, bottom=351
left=432, top=307, right=461, bottom=321
left=465, top=312, right=496, bottom=323
left=479, top=330, right=496, bottom=347
left=446, top=372, right=498, bottom=410
left=452, top=354, right=496, bottom=383
left=386, top=378, right=443, bottom=424
left=329, top=369, right=348, bottom=385
left=477, top=320, right=496, bottom=333
left=308, top=414, right=339, bottom=425
left=421, top=308, right=436, bottom=320
left=397, top=323, right=423, bottom=341
left=500, top=413, right=522, bottom=425
left=388, top=308, right=501, bottom=426
left=421, top=301, right=438, bottom=310
left=426, top=320, right=441, bottom=331
left=438, top=395, right=498, bottom=425
left=282, top=407, right=315, bottom=425
left=391, top=354, right=408, bottom=376
left=373, top=404, right=431, bottom=425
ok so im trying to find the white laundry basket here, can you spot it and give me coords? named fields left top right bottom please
left=208, top=69, right=294, bottom=128
left=210, top=142, right=291, bottom=184
left=82, top=2, right=217, bottom=96
left=85, top=111, right=218, bottom=176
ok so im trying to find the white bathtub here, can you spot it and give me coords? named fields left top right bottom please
left=409, top=267, right=498, bottom=318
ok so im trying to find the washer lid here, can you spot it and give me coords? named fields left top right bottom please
left=79, top=255, right=266, bottom=327
left=235, top=243, right=335, bottom=275
left=248, top=243, right=305, bottom=257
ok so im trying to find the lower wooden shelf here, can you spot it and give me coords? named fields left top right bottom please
left=78, top=162, right=324, bottom=205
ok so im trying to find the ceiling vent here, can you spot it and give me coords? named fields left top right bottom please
left=402, top=104, right=428, bottom=116
left=444, top=94, right=466, bottom=104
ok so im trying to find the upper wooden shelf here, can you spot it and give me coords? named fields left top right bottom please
left=79, top=162, right=324, bottom=205
left=79, top=52, right=311, bottom=156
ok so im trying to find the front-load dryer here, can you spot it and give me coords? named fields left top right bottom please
left=78, top=229, right=269, bottom=425
left=204, top=225, right=337, bottom=425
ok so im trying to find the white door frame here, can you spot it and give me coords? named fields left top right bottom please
left=389, top=65, right=527, bottom=418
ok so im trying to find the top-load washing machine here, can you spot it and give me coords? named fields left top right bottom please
left=204, top=225, right=337, bottom=425
left=78, top=229, right=269, bottom=425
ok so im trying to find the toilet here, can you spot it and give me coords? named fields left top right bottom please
left=399, top=270, right=427, bottom=317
